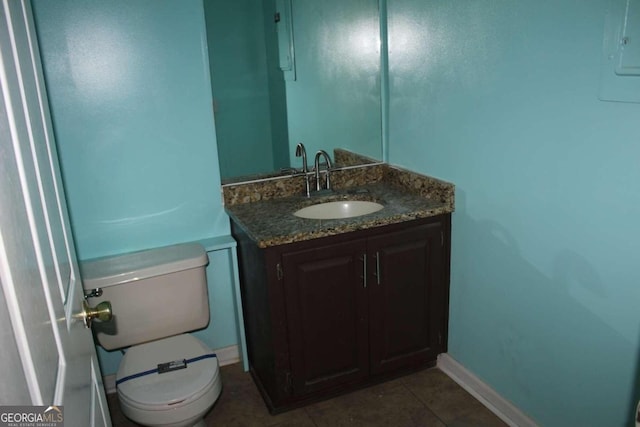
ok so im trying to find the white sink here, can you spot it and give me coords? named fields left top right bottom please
left=294, top=200, right=384, bottom=220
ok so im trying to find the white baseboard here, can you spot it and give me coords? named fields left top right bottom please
left=437, top=353, right=538, bottom=427
left=103, top=344, right=241, bottom=395
left=214, top=344, right=241, bottom=367
left=104, top=374, right=117, bottom=395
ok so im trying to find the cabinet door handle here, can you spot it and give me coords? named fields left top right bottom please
left=360, top=253, right=367, bottom=288
left=375, top=251, right=381, bottom=285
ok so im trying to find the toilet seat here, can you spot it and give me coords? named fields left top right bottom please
left=117, top=334, right=220, bottom=411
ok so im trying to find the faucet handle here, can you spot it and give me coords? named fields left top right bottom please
left=315, top=150, right=333, bottom=169
left=314, top=150, right=333, bottom=191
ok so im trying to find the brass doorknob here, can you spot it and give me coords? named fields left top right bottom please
left=82, top=300, right=113, bottom=328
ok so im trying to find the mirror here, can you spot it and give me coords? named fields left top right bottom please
left=203, top=0, right=382, bottom=182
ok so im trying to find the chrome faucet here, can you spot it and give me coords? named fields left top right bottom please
left=314, top=150, right=333, bottom=191
left=295, top=143, right=311, bottom=197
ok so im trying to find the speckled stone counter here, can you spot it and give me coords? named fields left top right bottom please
left=224, top=163, right=455, bottom=248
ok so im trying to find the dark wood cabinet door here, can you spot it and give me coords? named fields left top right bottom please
left=367, top=222, right=446, bottom=375
left=282, top=238, right=369, bottom=396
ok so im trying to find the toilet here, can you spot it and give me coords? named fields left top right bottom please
left=81, top=243, right=222, bottom=427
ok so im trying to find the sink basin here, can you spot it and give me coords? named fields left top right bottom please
left=294, top=200, right=384, bottom=220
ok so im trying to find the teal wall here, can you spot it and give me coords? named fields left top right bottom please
left=387, top=1, right=640, bottom=426
left=204, top=0, right=290, bottom=179
left=263, top=0, right=291, bottom=171
left=285, top=0, right=382, bottom=163
left=206, top=0, right=382, bottom=179
left=32, top=0, right=237, bottom=375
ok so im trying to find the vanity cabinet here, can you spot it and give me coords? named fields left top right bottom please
left=231, top=214, right=451, bottom=413
left=282, top=238, right=370, bottom=396
left=367, top=222, right=447, bottom=376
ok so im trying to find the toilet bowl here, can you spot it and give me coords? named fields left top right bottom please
left=81, top=243, right=221, bottom=427
left=117, top=335, right=221, bottom=427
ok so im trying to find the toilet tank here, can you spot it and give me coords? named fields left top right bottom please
left=81, top=243, right=209, bottom=350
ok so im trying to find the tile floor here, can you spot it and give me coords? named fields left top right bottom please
left=107, top=363, right=508, bottom=427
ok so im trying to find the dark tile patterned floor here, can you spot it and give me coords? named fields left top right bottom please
left=107, top=363, right=508, bottom=427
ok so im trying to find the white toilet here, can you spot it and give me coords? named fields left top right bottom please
left=81, top=243, right=222, bottom=427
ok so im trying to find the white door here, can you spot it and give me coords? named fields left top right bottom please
left=0, top=1, right=111, bottom=426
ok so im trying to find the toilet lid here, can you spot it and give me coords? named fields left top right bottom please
left=116, top=335, right=219, bottom=408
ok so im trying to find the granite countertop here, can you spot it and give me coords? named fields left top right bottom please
left=226, top=180, right=453, bottom=248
